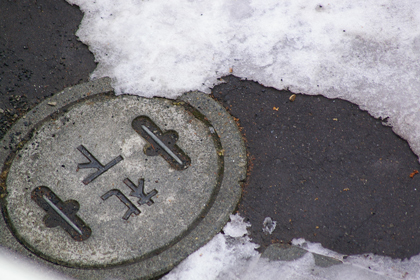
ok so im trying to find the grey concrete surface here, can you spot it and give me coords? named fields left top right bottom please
left=0, top=78, right=246, bottom=279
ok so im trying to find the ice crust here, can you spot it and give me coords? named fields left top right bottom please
left=67, top=0, right=420, bottom=161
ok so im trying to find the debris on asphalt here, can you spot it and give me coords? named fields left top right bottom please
left=289, top=94, right=296, bottom=102
left=410, top=170, right=419, bottom=178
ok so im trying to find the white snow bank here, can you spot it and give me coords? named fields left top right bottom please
left=0, top=248, right=72, bottom=280
left=163, top=214, right=420, bottom=280
left=67, top=0, right=420, bottom=160
left=163, top=214, right=260, bottom=280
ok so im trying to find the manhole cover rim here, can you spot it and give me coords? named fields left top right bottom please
left=0, top=78, right=246, bottom=279
left=4, top=93, right=225, bottom=268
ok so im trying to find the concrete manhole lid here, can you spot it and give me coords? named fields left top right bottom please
left=0, top=78, right=246, bottom=279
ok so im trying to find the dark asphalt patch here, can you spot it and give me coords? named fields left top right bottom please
left=0, top=0, right=96, bottom=139
left=212, top=75, right=420, bottom=259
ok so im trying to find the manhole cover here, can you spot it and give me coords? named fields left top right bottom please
left=0, top=78, right=246, bottom=279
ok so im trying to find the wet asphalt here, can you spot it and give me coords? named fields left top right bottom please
left=1, top=0, right=420, bottom=272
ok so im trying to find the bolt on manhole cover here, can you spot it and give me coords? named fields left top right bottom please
left=0, top=78, right=246, bottom=279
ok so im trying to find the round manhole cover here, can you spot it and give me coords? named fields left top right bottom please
left=0, top=78, right=246, bottom=279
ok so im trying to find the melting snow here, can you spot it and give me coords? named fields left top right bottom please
left=68, top=0, right=420, bottom=160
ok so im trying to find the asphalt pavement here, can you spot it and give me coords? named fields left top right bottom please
left=212, top=76, right=420, bottom=259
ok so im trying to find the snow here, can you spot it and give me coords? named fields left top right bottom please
left=164, top=214, right=420, bottom=280
left=163, top=215, right=260, bottom=280
left=67, top=0, right=420, bottom=160
left=0, top=248, right=72, bottom=280
left=223, top=213, right=250, bottom=238
left=262, top=217, right=277, bottom=235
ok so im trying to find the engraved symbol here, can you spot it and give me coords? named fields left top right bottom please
left=101, top=190, right=140, bottom=220
left=31, top=186, right=91, bottom=241
left=77, top=145, right=123, bottom=185
left=132, top=116, right=191, bottom=170
left=101, top=177, right=157, bottom=220
left=123, top=178, right=157, bottom=206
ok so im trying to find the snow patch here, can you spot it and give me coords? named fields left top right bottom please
left=163, top=214, right=259, bottom=280
left=164, top=215, right=420, bottom=279
left=0, top=248, right=71, bottom=280
left=223, top=214, right=250, bottom=238
left=262, top=217, right=277, bottom=235
left=67, top=0, right=420, bottom=160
